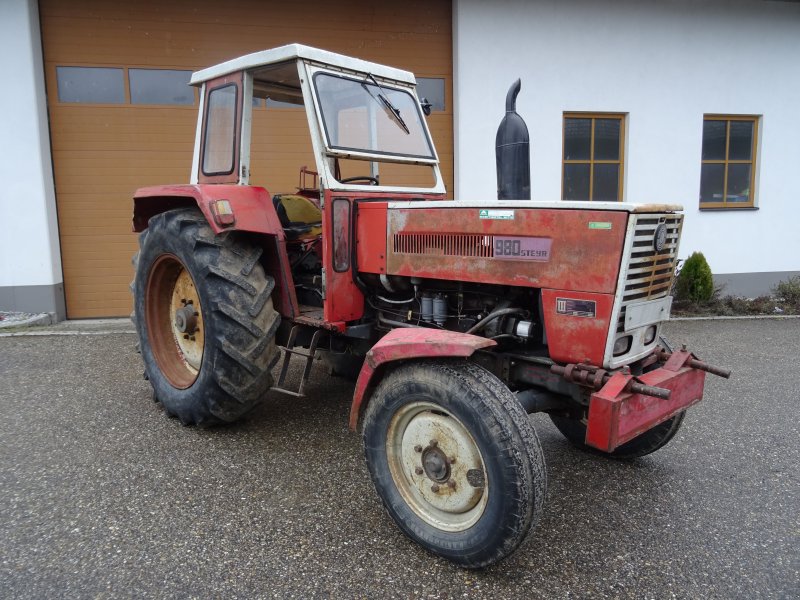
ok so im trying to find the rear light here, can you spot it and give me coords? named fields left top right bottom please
left=210, top=199, right=235, bottom=227
left=644, top=325, right=657, bottom=345
left=613, top=335, right=632, bottom=356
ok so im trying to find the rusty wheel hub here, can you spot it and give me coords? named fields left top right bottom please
left=174, top=302, right=198, bottom=335
left=386, top=401, right=488, bottom=532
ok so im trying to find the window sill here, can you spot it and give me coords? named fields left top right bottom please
left=699, top=206, right=759, bottom=212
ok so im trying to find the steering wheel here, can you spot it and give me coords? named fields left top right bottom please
left=340, top=175, right=379, bottom=185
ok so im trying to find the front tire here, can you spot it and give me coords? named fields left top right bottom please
left=363, top=361, right=546, bottom=568
left=132, top=208, right=280, bottom=425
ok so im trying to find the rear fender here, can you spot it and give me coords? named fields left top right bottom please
left=348, top=328, right=497, bottom=430
left=133, top=184, right=284, bottom=237
left=133, top=184, right=299, bottom=318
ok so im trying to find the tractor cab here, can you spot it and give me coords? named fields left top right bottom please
left=189, top=43, right=446, bottom=196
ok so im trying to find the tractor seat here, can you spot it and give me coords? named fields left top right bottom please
left=272, top=194, right=322, bottom=241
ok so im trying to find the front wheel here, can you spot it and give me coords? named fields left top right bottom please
left=362, top=361, right=546, bottom=568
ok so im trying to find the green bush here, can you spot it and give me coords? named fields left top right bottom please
left=773, top=275, right=800, bottom=309
left=675, top=252, right=714, bottom=304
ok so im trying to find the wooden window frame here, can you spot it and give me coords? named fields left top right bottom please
left=700, top=115, right=759, bottom=210
left=562, top=112, right=626, bottom=202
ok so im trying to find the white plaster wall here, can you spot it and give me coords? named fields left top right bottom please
left=454, top=0, right=800, bottom=275
left=0, top=0, right=62, bottom=288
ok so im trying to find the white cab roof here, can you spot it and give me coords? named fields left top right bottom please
left=190, top=43, right=416, bottom=86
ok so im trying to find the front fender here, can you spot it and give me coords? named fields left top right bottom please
left=133, top=184, right=284, bottom=238
left=348, top=328, right=497, bottom=430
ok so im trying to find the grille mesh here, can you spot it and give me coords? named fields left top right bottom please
left=617, top=214, right=683, bottom=332
left=393, top=233, right=494, bottom=258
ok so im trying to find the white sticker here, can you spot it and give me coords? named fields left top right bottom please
left=479, top=209, right=515, bottom=220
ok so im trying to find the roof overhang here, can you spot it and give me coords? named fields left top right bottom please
left=190, top=43, right=416, bottom=86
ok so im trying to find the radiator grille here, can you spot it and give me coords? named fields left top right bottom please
left=617, top=214, right=683, bottom=332
left=393, top=233, right=494, bottom=258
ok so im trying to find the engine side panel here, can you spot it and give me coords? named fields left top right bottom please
left=385, top=207, right=627, bottom=294
left=540, top=289, right=614, bottom=366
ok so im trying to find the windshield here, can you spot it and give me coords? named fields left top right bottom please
left=313, top=72, right=435, bottom=160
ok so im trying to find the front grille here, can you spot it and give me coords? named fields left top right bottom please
left=616, top=214, right=683, bottom=332
left=393, top=233, right=493, bottom=258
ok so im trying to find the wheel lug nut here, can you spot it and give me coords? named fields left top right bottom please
left=429, top=439, right=438, bottom=448
left=414, top=467, right=423, bottom=475
left=183, top=334, right=189, bottom=340
left=414, top=445, right=423, bottom=453
left=447, top=481, right=456, bottom=489
left=448, top=456, right=456, bottom=464
left=431, top=484, right=440, bottom=493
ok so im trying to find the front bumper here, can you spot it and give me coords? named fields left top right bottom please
left=585, top=361, right=706, bottom=452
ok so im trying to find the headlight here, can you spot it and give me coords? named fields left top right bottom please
left=643, top=325, right=657, bottom=345
left=613, top=335, right=632, bottom=356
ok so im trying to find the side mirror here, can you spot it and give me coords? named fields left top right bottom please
left=420, top=97, right=432, bottom=116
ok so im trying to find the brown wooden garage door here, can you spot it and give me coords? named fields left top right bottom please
left=40, top=0, right=453, bottom=318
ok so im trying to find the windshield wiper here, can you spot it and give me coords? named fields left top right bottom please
left=361, top=73, right=410, bottom=135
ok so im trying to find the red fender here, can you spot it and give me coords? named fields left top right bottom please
left=132, top=184, right=300, bottom=318
left=348, top=328, right=497, bottom=430
left=133, top=184, right=284, bottom=238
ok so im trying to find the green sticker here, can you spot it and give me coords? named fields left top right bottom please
left=589, top=222, right=612, bottom=230
left=479, top=209, right=515, bottom=220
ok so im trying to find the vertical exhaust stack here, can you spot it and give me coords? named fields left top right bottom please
left=495, top=79, right=530, bottom=200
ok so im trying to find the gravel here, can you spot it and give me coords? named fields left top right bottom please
left=0, top=319, right=797, bottom=598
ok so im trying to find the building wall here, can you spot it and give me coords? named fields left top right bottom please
left=0, top=0, right=65, bottom=318
left=454, top=0, right=800, bottom=295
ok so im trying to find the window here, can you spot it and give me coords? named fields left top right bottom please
left=202, top=84, right=238, bottom=175
left=313, top=72, right=435, bottom=160
left=129, top=69, right=193, bottom=105
left=700, top=116, right=758, bottom=208
left=562, top=113, right=625, bottom=201
left=56, top=66, right=125, bottom=103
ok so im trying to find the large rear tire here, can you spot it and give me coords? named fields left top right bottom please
left=132, top=208, right=279, bottom=425
left=549, top=411, right=685, bottom=459
left=362, top=361, right=546, bottom=568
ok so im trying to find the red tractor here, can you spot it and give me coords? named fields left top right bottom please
left=131, top=44, right=729, bottom=568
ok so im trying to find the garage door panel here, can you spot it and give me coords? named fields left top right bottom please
left=43, top=20, right=449, bottom=74
left=60, top=235, right=137, bottom=317
left=52, top=151, right=192, bottom=193
left=49, top=107, right=196, bottom=153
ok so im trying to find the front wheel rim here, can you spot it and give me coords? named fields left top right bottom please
left=386, top=401, right=488, bottom=532
left=145, top=254, right=205, bottom=389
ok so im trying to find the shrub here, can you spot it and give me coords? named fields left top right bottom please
left=675, top=252, right=714, bottom=304
left=773, top=275, right=800, bottom=309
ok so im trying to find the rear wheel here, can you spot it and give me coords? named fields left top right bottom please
left=363, top=361, right=546, bottom=568
left=549, top=411, right=686, bottom=459
left=132, top=208, right=280, bottom=425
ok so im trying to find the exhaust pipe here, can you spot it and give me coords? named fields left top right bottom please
left=495, top=79, right=530, bottom=200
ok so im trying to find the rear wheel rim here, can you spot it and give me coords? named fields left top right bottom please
left=145, top=254, right=205, bottom=389
left=386, top=400, right=488, bottom=532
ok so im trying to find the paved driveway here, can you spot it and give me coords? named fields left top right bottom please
left=1, top=319, right=797, bottom=598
